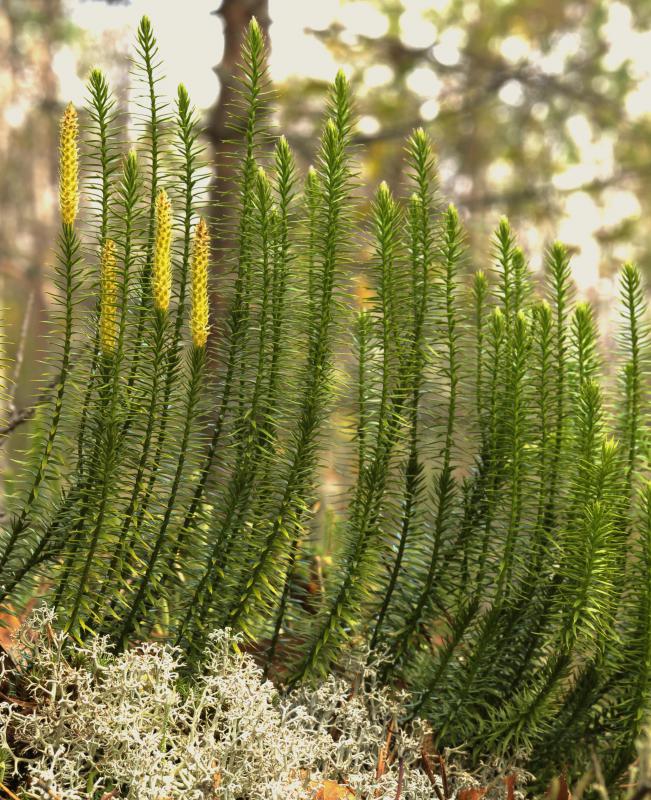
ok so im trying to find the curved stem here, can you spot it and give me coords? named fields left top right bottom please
left=0, top=225, right=79, bottom=578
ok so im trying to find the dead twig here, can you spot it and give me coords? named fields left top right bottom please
left=438, top=754, right=451, bottom=800
left=422, top=751, right=444, bottom=800
left=394, top=758, right=404, bottom=800
left=0, top=781, right=22, bottom=800
left=0, top=375, right=58, bottom=442
left=376, top=717, right=395, bottom=781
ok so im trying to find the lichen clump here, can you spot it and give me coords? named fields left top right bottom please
left=0, top=610, right=447, bottom=800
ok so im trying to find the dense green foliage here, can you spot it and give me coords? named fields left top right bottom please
left=1, top=17, right=650, bottom=787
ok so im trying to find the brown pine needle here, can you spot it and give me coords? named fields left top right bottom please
left=0, top=781, right=22, bottom=800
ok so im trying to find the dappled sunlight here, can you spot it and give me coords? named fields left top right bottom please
left=12, top=0, right=647, bottom=305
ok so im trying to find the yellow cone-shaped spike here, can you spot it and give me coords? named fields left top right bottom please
left=191, top=218, right=210, bottom=348
left=153, top=189, right=173, bottom=312
left=59, top=103, right=79, bottom=226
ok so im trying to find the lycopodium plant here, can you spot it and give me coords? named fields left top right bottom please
left=2, top=16, right=651, bottom=788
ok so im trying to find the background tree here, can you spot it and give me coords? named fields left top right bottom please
left=274, top=0, right=651, bottom=294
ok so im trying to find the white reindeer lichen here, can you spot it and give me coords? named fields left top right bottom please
left=0, top=608, right=439, bottom=799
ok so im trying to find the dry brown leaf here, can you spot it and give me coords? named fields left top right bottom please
left=547, top=775, right=572, bottom=800
left=458, top=788, right=487, bottom=800
left=314, top=779, right=356, bottom=800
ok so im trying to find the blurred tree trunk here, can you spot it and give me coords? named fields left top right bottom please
left=207, top=0, right=270, bottom=272
left=0, top=0, right=60, bottom=420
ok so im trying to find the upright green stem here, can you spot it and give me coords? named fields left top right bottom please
left=117, top=345, right=205, bottom=649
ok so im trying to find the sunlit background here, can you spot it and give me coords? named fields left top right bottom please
left=3, top=0, right=651, bottom=409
